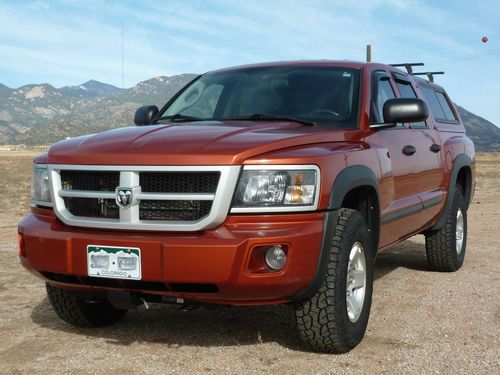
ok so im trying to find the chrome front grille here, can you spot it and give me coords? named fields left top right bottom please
left=49, top=165, right=240, bottom=231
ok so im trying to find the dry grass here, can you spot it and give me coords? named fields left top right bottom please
left=0, top=150, right=498, bottom=374
left=0, top=152, right=35, bottom=217
left=475, top=153, right=500, bottom=190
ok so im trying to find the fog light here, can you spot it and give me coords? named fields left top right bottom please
left=265, top=245, right=287, bottom=270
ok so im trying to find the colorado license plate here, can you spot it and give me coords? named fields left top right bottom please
left=87, top=245, right=142, bottom=280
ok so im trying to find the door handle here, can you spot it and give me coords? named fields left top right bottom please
left=402, top=145, right=416, bottom=156
left=430, top=144, right=441, bottom=153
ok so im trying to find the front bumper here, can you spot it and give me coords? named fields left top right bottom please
left=19, top=207, right=325, bottom=305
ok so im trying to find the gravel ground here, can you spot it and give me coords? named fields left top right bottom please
left=0, top=152, right=498, bottom=374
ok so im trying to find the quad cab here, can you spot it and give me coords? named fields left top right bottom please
left=19, top=60, right=475, bottom=353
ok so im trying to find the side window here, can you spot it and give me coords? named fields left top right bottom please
left=165, top=80, right=224, bottom=118
left=435, top=91, right=457, bottom=121
left=371, top=76, right=397, bottom=124
left=395, top=80, right=426, bottom=128
left=182, top=83, right=224, bottom=118
left=421, top=86, right=457, bottom=123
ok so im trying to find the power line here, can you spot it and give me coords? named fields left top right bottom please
left=427, top=34, right=498, bottom=56
left=431, top=46, right=500, bottom=64
left=392, top=34, right=498, bottom=65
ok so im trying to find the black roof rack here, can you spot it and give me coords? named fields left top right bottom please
left=389, top=62, right=445, bottom=82
left=389, top=63, right=424, bottom=74
left=412, top=72, right=445, bottom=83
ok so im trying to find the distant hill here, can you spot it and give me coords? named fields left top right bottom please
left=58, top=80, right=124, bottom=99
left=456, top=106, right=500, bottom=152
left=0, top=75, right=499, bottom=151
left=0, top=74, right=196, bottom=145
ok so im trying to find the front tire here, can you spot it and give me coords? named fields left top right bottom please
left=294, top=208, right=374, bottom=353
left=46, top=284, right=127, bottom=327
left=425, top=188, right=468, bottom=272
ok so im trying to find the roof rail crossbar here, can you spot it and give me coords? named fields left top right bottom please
left=389, top=63, right=424, bottom=74
left=413, top=71, right=445, bottom=83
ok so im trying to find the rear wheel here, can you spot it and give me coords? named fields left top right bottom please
left=425, top=188, right=468, bottom=272
left=294, top=208, right=374, bottom=353
left=46, top=283, right=127, bottom=327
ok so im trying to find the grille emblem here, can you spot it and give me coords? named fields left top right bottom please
left=116, top=188, right=134, bottom=209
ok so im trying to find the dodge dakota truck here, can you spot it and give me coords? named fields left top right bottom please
left=19, top=60, right=475, bottom=353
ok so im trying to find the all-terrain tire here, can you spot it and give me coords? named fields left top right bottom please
left=46, top=283, right=127, bottom=327
left=425, top=188, right=468, bottom=272
left=294, top=208, right=374, bottom=353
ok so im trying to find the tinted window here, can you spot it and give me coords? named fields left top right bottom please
left=395, top=81, right=426, bottom=127
left=395, top=81, right=416, bottom=98
left=160, top=67, right=360, bottom=127
left=421, top=86, right=456, bottom=122
left=372, top=78, right=396, bottom=124
left=181, top=82, right=223, bottom=118
left=435, top=91, right=456, bottom=121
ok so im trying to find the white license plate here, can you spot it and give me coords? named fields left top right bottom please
left=87, top=245, right=141, bottom=280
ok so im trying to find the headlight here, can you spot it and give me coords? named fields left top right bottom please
left=31, top=164, right=52, bottom=206
left=231, top=165, right=319, bottom=213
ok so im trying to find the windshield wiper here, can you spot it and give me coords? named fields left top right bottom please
left=156, top=113, right=203, bottom=122
left=221, top=114, right=315, bottom=126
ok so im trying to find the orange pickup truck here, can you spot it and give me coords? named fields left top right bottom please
left=19, top=60, right=475, bottom=353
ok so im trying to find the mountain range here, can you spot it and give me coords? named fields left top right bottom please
left=0, top=75, right=499, bottom=151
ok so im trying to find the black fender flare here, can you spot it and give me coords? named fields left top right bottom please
left=327, top=165, right=379, bottom=210
left=432, top=153, right=472, bottom=230
left=291, top=165, right=380, bottom=302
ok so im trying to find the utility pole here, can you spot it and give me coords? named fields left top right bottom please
left=121, top=21, right=125, bottom=88
left=366, top=44, right=372, bottom=62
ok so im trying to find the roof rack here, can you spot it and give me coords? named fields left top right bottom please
left=389, top=63, right=424, bottom=74
left=412, top=71, right=445, bottom=83
left=389, top=62, right=445, bottom=82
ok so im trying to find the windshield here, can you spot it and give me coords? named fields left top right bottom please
left=158, top=66, right=360, bottom=127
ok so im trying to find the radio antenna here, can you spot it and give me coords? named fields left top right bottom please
left=121, top=21, right=125, bottom=88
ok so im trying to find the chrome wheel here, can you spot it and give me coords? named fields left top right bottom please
left=456, top=208, right=464, bottom=255
left=346, top=242, right=366, bottom=323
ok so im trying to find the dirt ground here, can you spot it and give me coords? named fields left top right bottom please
left=0, top=151, right=498, bottom=374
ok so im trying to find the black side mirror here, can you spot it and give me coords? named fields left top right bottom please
left=134, top=105, right=159, bottom=126
left=370, top=98, right=429, bottom=129
left=383, top=98, right=428, bottom=124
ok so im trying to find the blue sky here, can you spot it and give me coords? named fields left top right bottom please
left=0, top=0, right=499, bottom=125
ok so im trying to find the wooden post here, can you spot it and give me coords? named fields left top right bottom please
left=366, top=44, right=372, bottom=62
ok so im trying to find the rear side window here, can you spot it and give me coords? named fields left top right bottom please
left=435, top=91, right=456, bottom=121
left=421, top=86, right=457, bottom=122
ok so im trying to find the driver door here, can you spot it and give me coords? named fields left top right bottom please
left=364, top=71, right=423, bottom=247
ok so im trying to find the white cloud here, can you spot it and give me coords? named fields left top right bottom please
left=0, top=0, right=498, bottom=125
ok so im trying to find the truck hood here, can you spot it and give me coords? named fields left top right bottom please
left=48, top=121, right=357, bottom=165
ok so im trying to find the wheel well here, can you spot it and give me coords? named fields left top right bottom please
left=341, top=186, right=380, bottom=251
left=456, top=166, right=472, bottom=206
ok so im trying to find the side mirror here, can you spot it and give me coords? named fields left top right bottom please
left=134, top=105, right=159, bottom=126
left=383, top=98, right=428, bottom=123
left=370, top=98, right=429, bottom=129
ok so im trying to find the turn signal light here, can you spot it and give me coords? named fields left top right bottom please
left=18, top=233, right=27, bottom=258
